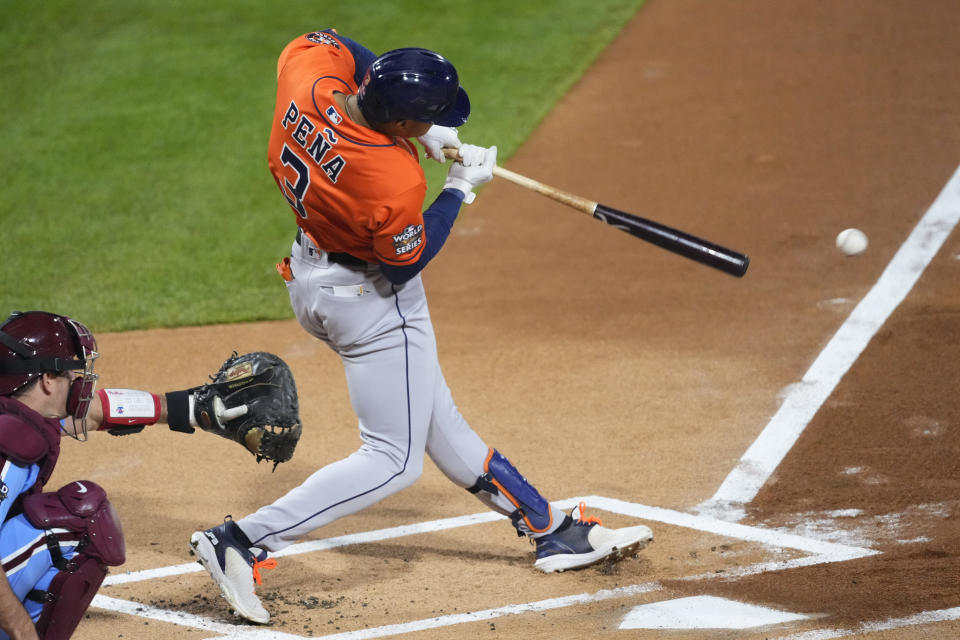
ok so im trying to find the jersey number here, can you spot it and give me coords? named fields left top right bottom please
left=280, top=144, right=309, bottom=219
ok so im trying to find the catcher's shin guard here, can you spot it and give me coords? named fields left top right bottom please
left=21, top=481, right=125, bottom=638
left=467, top=449, right=554, bottom=534
left=30, top=554, right=107, bottom=640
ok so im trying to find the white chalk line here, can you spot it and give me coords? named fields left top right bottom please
left=775, top=606, right=960, bottom=639
left=103, top=511, right=509, bottom=586
left=198, top=553, right=888, bottom=640
left=207, top=583, right=664, bottom=640
left=584, top=497, right=875, bottom=562
left=692, top=165, right=960, bottom=637
left=102, top=496, right=873, bottom=588
left=700, top=164, right=960, bottom=512
left=93, top=555, right=854, bottom=640
left=94, top=555, right=869, bottom=640
left=90, top=595, right=245, bottom=636
left=93, top=496, right=875, bottom=638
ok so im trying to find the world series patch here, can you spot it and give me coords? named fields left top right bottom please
left=305, top=32, right=341, bottom=49
left=392, top=224, right=424, bottom=256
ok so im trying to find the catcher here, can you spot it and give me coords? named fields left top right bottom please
left=0, top=310, right=301, bottom=640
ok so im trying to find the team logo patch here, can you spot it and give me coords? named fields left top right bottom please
left=0, top=481, right=7, bottom=502
left=226, top=362, right=253, bottom=382
left=392, top=224, right=424, bottom=256
left=305, top=32, right=340, bottom=48
left=325, top=105, right=343, bottom=125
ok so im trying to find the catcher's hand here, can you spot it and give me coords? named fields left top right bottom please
left=192, top=351, right=302, bottom=468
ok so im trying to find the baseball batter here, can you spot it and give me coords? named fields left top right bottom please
left=190, top=29, right=653, bottom=624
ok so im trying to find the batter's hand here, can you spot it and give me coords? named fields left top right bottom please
left=444, top=144, right=497, bottom=204
left=418, top=125, right=461, bottom=163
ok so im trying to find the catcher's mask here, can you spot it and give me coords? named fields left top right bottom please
left=0, top=311, right=99, bottom=439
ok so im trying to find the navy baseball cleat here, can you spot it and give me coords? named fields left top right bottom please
left=189, top=517, right=276, bottom=624
left=530, top=502, right=653, bottom=573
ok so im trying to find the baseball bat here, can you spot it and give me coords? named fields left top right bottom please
left=443, top=148, right=749, bottom=277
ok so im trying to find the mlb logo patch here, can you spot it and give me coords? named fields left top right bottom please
left=325, top=105, right=343, bottom=125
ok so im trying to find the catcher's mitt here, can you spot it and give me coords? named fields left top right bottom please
left=193, top=351, right=302, bottom=468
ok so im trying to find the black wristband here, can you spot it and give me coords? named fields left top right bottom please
left=165, top=390, right=195, bottom=434
left=106, top=425, right=146, bottom=436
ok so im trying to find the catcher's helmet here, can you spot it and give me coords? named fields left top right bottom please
left=357, top=47, right=470, bottom=127
left=0, top=311, right=99, bottom=425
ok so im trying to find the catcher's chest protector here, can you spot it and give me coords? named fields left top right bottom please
left=0, top=397, right=61, bottom=493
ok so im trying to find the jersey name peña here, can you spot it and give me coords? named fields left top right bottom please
left=280, top=100, right=345, bottom=183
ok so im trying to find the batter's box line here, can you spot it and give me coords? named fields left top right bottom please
left=91, top=556, right=859, bottom=640
left=92, top=496, right=878, bottom=638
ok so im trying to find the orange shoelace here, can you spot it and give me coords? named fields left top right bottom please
left=252, top=557, right=278, bottom=585
left=576, top=502, right=603, bottom=526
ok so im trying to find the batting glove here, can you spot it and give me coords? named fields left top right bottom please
left=444, top=144, right=497, bottom=204
left=417, top=125, right=461, bottom=163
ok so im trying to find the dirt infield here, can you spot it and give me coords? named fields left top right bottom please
left=53, top=1, right=959, bottom=638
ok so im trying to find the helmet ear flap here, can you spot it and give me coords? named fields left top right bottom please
left=0, top=312, right=48, bottom=395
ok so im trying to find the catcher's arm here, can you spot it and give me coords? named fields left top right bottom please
left=86, top=388, right=247, bottom=435
left=64, top=388, right=168, bottom=434
left=84, top=352, right=302, bottom=468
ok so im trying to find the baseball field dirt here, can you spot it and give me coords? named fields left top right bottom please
left=54, top=0, right=960, bottom=637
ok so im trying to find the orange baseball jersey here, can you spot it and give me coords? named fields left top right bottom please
left=268, top=31, right=427, bottom=265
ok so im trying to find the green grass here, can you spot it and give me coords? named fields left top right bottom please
left=1, top=0, right=645, bottom=332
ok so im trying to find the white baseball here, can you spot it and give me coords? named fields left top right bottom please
left=836, top=228, right=868, bottom=256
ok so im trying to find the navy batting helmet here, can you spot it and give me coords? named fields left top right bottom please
left=357, top=47, right=470, bottom=127
left=0, top=311, right=99, bottom=424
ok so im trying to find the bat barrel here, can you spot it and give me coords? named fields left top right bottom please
left=593, top=204, right=749, bottom=277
